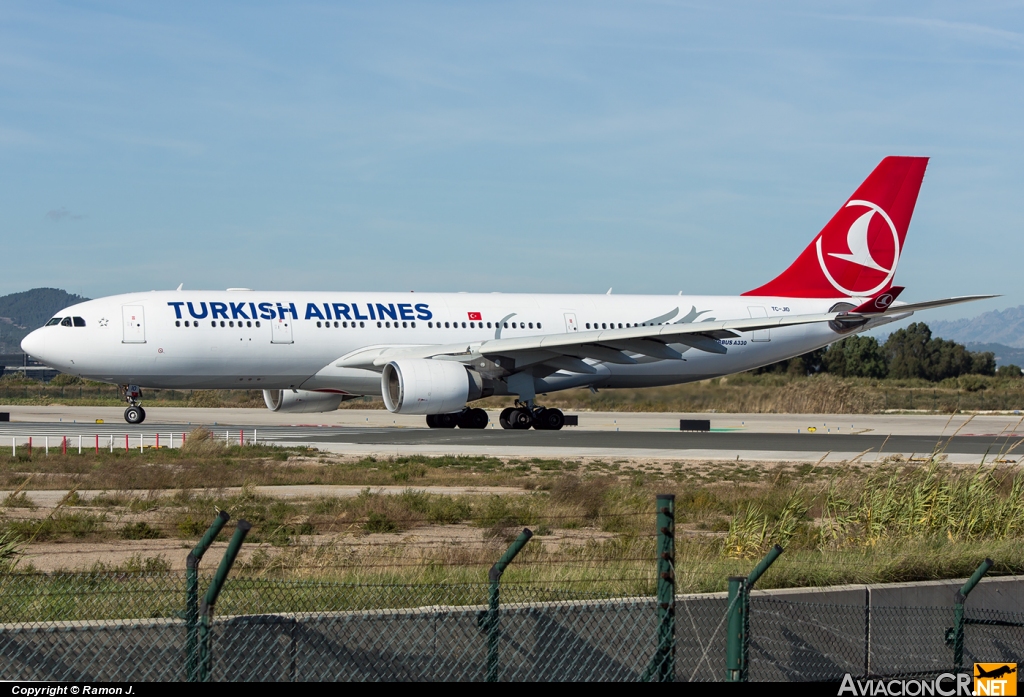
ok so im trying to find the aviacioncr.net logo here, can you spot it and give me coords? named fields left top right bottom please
left=816, top=199, right=901, bottom=297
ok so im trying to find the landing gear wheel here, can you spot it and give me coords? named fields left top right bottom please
left=499, top=407, right=515, bottom=430
left=435, top=412, right=459, bottom=428
left=425, top=414, right=437, bottom=428
left=458, top=408, right=489, bottom=429
left=509, top=408, right=533, bottom=430
left=534, top=408, right=564, bottom=431
left=125, top=406, right=146, bottom=425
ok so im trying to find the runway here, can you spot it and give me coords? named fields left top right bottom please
left=1, top=406, right=1022, bottom=463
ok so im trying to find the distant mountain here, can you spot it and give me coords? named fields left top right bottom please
left=965, top=343, right=1024, bottom=369
left=929, top=305, right=1024, bottom=349
left=0, top=288, right=89, bottom=354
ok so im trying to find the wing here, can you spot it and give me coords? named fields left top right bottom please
left=335, top=311, right=839, bottom=373
left=335, top=294, right=997, bottom=375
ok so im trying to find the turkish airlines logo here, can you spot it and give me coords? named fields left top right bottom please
left=874, top=293, right=894, bottom=309
left=815, top=200, right=901, bottom=297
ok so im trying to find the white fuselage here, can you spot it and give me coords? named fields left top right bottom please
left=21, top=290, right=891, bottom=397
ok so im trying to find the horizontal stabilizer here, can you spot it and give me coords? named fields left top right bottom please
left=848, top=294, right=999, bottom=316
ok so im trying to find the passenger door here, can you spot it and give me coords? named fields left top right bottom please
left=271, top=316, right=293, bottom=344
left=122, top=306, right=146, bottom=344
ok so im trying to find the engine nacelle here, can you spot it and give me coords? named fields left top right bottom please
left=381, top=359, right=484, bottom=415
left=263, top=389, right=346, bottom=413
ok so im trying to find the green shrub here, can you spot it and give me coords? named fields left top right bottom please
left=119, top=522, right=163, bottom=540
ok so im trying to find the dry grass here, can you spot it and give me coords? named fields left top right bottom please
left=0, top=446, right=1021, bottom=591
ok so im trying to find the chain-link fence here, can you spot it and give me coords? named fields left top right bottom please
left=1, top=571, right=1021, bottom=681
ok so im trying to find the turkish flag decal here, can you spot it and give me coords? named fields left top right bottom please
left=467, top=312, right=482, bottom=321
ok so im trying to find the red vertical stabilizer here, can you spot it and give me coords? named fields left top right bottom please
left=743, top=156, right=928, bottom=298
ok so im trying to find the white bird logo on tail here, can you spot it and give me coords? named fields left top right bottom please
left=815, top=200, right=901, bottom=296
left=828, top=209, right=889, bottom=272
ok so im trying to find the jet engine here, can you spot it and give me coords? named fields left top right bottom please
left=381, top=359, right=485, bottom=415
left=263, top=389, right=346, bottom=413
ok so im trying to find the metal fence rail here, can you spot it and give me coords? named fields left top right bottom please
left=1, top=572, right=1022, bottom=682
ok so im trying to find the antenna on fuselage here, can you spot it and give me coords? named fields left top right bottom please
left=176, top=283, right=183, bottom=291
left=606, top=288, right=612, bottom=295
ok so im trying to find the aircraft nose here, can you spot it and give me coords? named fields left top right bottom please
left=21, top=329, right=46, bottom=360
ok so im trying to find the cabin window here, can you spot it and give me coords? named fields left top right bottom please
left=402, top=321, right=407, bottom=328
left=175, top=320, right=181, bottom=327
left=316, top=321, right=321, bottom=327
left=537, top=323, right=542, bottom=329
left=377, top=321, right=382, bottom=328
left=359, top=321, right=365, bottom=328
left=211, top=321, right=216, bottom=327
left=503, top=322, right=508, bottom=328
left=255, top=321, right=261, bottom=328
left=528, top=322, right=533, bottom=329
left=184, top=321, right=190, bottom=327
left=46, top=318, right=62, bottom=326
left=461, top=322, right=466, bottom=328
left=445, top=322, right=450, bottom=328
left=411, top=322, right=416, bottom=328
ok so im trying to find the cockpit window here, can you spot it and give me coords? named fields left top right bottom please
left=73, top=317, right=86, bottom=327
left=60, top=317, right=73, bottom=327
left=46, top=318, right=62, bottom=326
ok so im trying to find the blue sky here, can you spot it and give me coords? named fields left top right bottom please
left=1, top=1, right=1021, bottom=327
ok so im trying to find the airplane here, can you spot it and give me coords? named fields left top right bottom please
left=976, top=665, right=1016, bottom=680
left=20, top=156, right=994, bottom=427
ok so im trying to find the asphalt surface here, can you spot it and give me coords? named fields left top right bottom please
left=0, top=422, right=1021, bottom=457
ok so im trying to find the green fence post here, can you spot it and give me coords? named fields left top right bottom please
left=185, top=511, right=230, bottom=682
left=725, top=576, right=745, bottom=682
left=198, top=520, right=251, bottom=682
left=483, top=528, right=533, bottom=683
left=641, top=494, right=675, bottom=681
left=954, top=558, right=993, bottom=673
left=726, top=544, right=784, bottom=682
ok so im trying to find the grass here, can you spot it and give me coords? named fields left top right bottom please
left=0, top=439, right=1021, bottom=606
left=3, top=371, right=1024, bottom=412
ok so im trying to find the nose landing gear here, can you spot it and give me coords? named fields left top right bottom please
left=120, top=384, right=146, bottom=424
left=499, top=403, right=565, bottom=430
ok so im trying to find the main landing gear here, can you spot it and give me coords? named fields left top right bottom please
left=499, top=404, right=565, bottom=431
left=120, top=384, right=146, bottom=424
left=426, top=407, right=489, bottom=429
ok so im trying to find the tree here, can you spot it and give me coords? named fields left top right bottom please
left=996, top=364, right=1023, bottom=379
left=822, top=335, right=887, bottom=378
left=884, top=322, right=933, bottom=379
left=884, top=322, right=995, bottom=380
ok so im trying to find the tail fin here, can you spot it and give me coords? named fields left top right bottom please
left=743, top=156, right=929, bottom=298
